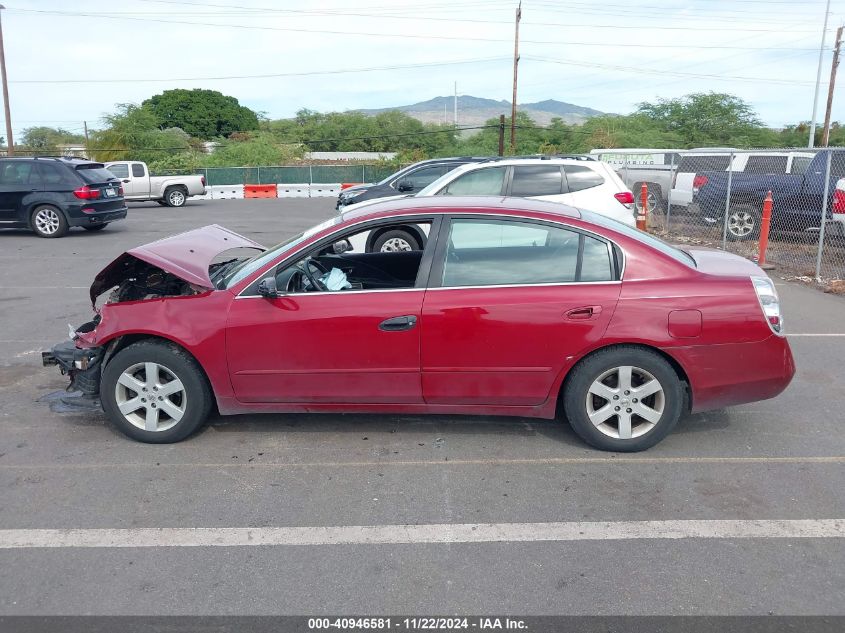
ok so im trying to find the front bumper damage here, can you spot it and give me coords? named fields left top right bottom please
left=42, top=339, right=105, bottom=398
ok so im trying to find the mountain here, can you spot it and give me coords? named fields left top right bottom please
left=356, top=96, right=603, bottom=126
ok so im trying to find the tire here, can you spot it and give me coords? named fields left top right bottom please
left=163, top=186, right=188, bottom=208
left=633, top=182, right=663, bottom=214
left=563, top=346, right=684, bottom=452
left=724, top=205, right=761, bottom=242
left=83, top=223, right=108, bottom=232
left=30, top=205, right=69, bottom=238
left=370, top=229, right=421, bottom=252
left=100, top=340, right=213, bottom=443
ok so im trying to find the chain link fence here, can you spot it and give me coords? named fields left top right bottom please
left=592, top=148, right=845, bottom=282
left=152, top=164, right=398, bottom=186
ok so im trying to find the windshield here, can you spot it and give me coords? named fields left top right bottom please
left=580, top=209, right=697, bottom=267
left=222, top=216, right=342, bottom=288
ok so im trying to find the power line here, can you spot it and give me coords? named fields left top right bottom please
left=10, top=57, right=509, bottom=84
left=8, top=7, right=821, bottom=35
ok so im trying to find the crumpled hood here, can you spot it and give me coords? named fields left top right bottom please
left=90, top=224, right=263, bottom=305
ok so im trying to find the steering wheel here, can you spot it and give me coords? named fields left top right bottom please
left=298, top=257, right=329, bottom=291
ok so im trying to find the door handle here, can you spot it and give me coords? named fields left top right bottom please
left=565, top=305, right=602, bottom=320
left=379, top=315, right=418, bottom=332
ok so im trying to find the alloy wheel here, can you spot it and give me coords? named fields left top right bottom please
left=585, top=365, right=665, bottom=440
left=114, top=362, right=187, bottom=432
left=727, top=211, right=755, bottom=238
left=380, top=237, right=413, bottom=252
left=34, top=208, right=61, bottom=235
left=169, top=190, right=186, bottom=206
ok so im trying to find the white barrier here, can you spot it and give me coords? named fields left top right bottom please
left=277, top=183, right=310, bottom=198
left=308, top=183, right=341, bottom=198
left=210, top=185, right=244, bottom=200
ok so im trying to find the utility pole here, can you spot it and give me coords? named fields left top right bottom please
left=0, top=6, right=13, bottom=156
left=809, top=0, right=832, bottom=148
left=498, top=114, right=505, bottom=156
left=510, top=1, right=521, bottom=153
left=83, top=120, right=90, bottom=158
left=453, top=81, right=457, bottom=127
left=822, top=25, right=843, bottom=147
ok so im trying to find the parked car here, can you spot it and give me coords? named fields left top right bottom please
left=672, top=150, right=814, bottom=217
left=692, top=150, right=840, bottom=241
left=42, top=196, right=793, bottom=452
left=0, top=156, right=127, bottom=238
left=105, top=161, right=206, bottom=207
left=827, top=176, right=845, bottom=240
left=589, top=148, right=683, bottom=214
left=336, top=157, right=492, bottom=210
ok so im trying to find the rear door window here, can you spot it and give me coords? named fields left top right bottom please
left=564, top=165, right=604, bottom=192
left=440, top=166, right=507, bottom=196
left=107, top=163, right=129, bottom=179
left=510, top=165, right=563, bottom=196
left=743, top=155, right=789, bottom=174
left=132, top=163, right=146, bottom=178
left=677, top=155, right=731, bottom=172
left=0, top=161, right=35, bottom=186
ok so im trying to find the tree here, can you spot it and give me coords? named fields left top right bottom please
left=143, top=89, right=259, bottom=140
left=20, top=126, right=85, bottom=152
left=89, top=103, right=190, bottom=163
left=635, top=92, right=772, bottom=148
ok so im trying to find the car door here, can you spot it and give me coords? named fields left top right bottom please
left=225, top=219, right=440, bottom=404
left=119, top=162, right=148, bottom=198
left=0, top=160, right=36, bottom=223
left=420, top=216, right=621, bottom=406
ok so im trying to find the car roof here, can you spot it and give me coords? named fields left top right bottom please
left=0, top=156, right=102, bottom=165
left=340, top=195, right=581, bottom=223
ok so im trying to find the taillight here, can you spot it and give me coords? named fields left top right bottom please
left=833, top=187, right=845, bottom=215
left=200, top=176, right=206, bottom=187
left=614, top=191, right=634, bottom=206
left=118, top=185, right=124, bottom=196
left=752, top=276, right=783, bottom=335
left=73, top=185, right=101, bottom=200
left=693, top=174, right=708, bottom=192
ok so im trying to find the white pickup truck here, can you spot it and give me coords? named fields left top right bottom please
left=105, top=161, right=206, bottom=207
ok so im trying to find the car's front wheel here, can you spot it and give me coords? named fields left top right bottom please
left=101, top=340, right=212, bottom=443
left=563, top=346, right=684, bottom=452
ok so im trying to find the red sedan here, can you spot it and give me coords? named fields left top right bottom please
left=43, top=197, right=794, bottom=452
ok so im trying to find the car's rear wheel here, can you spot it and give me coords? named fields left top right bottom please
left=163, top=186, right=187, bottom=207
left=371, top=229, right=420, bottom=252
left=83, top=223, right=108, bottom=232
left=101, top=340, right=212, bottom=443
left=31, top=205, right=68, bottom=238
left=563, top=346, right=684, bottom=452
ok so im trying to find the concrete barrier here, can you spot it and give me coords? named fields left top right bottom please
left=209, top=185, right=244, bottom=200
left=277, top=184, right=310, bottom=198
left=244, top=184, right=278, bottom=198
left=309, top=183, right=341, bottom=197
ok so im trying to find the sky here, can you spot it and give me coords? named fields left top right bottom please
left=2, top=0, right=843, bottom=140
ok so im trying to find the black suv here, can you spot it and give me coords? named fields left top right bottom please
left=336, top=157, right=492, bottom=210
left=0, top=157, right=127, bottom=238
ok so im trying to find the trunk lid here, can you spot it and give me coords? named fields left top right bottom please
left=682, top=246, right=766, bottom=277
left=90, top=224, right=263, bottom=305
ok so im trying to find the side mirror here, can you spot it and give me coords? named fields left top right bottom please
left=396, top=181, right=413, bottom=193
left=257, top=276, right=278, bottom=298
left=332, top=239, right=353, bottom=254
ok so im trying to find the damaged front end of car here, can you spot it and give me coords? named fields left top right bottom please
left=41, top=224, right=264, bottom=407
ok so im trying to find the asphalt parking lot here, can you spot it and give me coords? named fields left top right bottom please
left=0, top=198, right=843, bottom=616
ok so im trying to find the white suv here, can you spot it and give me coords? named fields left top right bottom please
left=418, top=157, right=635, bottom=226
left=343, top=157, right=636, bottom=227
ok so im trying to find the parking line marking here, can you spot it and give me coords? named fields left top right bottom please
left=0, top=519, right=842, bottom=549
left=0, top=456, right=843, bottom=470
